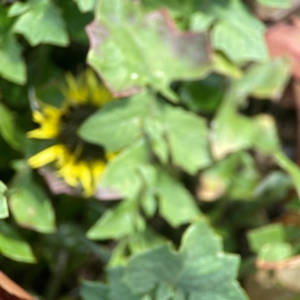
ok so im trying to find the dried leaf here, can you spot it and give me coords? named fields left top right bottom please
left=266, top=17, right=300, bottom=79
left=0, top=271, right=34, bottom=300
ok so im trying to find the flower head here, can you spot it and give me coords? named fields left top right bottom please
left=28, top=70, right=115, bottom=197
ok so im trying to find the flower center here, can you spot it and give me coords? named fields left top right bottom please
left=57, top=105, right=106, bottom=162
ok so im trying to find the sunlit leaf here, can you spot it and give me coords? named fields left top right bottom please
left=213, top=52, right=242, bottom=79
left=211, top=103, right=279, bottom=159
left=210, top=0, right=268, bottom=63
left=259, top=243, right=292, bottom=262
left=12, top=0, right=69, bottom=46
left=234, top=58, right=290, bottom=99
left=73, top=0, right=96, bottom=12
left=86, top=0, right=210, bottom=100
left=248, top=224, right=293, bottom=262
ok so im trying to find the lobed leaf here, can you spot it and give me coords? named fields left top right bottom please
left=82, top=221, right=248, bottom=300
left=12, top=0, right=69, bottom=47
left=86, top=0, right=210, bottom=100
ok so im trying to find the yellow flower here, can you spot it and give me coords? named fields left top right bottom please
left=27, top=70, right=115, bottom=197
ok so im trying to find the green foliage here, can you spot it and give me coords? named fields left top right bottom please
left=0, top=181, right=8, bottom=219
left=248, top=224, right=294, bottom=262
left=81, top=221, right=248, bottom=300
left=0, top=102, right=20, bottom=149
left=9, top=0, right=69, bottom=46
left=86, top=0, right=210, bottom=100
left=0, top=221, right=36, bottom=263
left=0, top=7, right=26, bottom=84
left=0, top=0, right=300, bottom=298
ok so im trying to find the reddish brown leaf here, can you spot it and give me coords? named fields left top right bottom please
left=266, top=17, right=300, bottom=79
left=0, top=271, right=34, bottom=300
left=256, top=254, right=300, bottom=270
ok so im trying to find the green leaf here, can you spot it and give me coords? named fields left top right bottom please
left=0, top=181, right=8, bottom=219
left=211, top=103, right=279, bottom=159
left=79, top=92, right=152, bottom=152
left=248, top=224, right=293, bottom=262
left=8, top=2, right=30, bottom=16
left=9, top=181, right=56, bottom=233
left=0, top=8, right=26, bottom=84
left=257, top=0, right=292, bottom=8
left=198, top=152, right=259, bottom=201
left=100, top=141, right=149, bottom=198
left=234, top=58, right=290, bottom=99
left=81, top=281, right=108, bottom=300
left=144, top=118, right=169, bottom=164
left=213, top=52, right=242, bottom=79
left=190, top=11, right=215, bottom=31
left=156, top=168, right=200, bottom=227
left=13, top=0, right=69, bottom=46
left=259, top=242, right=292, bottom=262
left=108, top=268, right=142, bottom=300
left=248, top=223, right=286, bottom=253
left=86, top=0, right=210, bottom=100
left=212, top=22, right=267, bottom=63
left=274, top=151, right=300, bottom=200
left=128, top=229, right=166, bottom=255
left=124, top=221, right=247, bottom=300
left=87, top=200, right=141, bottom=240
left=0, top=102, right=20, bottom=149
left=210, top=1, right=268, bottom=63
left=73, top=0, right=96, bottom=12
left=0, top=221, right=36, bottom=263
left=81, top=221, right=247, bottom=300
left=161, top=105, right=211, bottom=173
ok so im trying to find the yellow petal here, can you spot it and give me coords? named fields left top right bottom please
left=91, top=160, right=106, bottom=189
left=77, top=161, right=93, bottom=197
left=28, top=144, right=66, bottom=168
left=27, top=125, right=59, bottom=139
left=92, top=87, right=113, bottom=107
left=43, top=105, right=61, bottom=119
left=32, top=111, right=45, bottom=123
left=58, top=160, right=79, bottom=187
